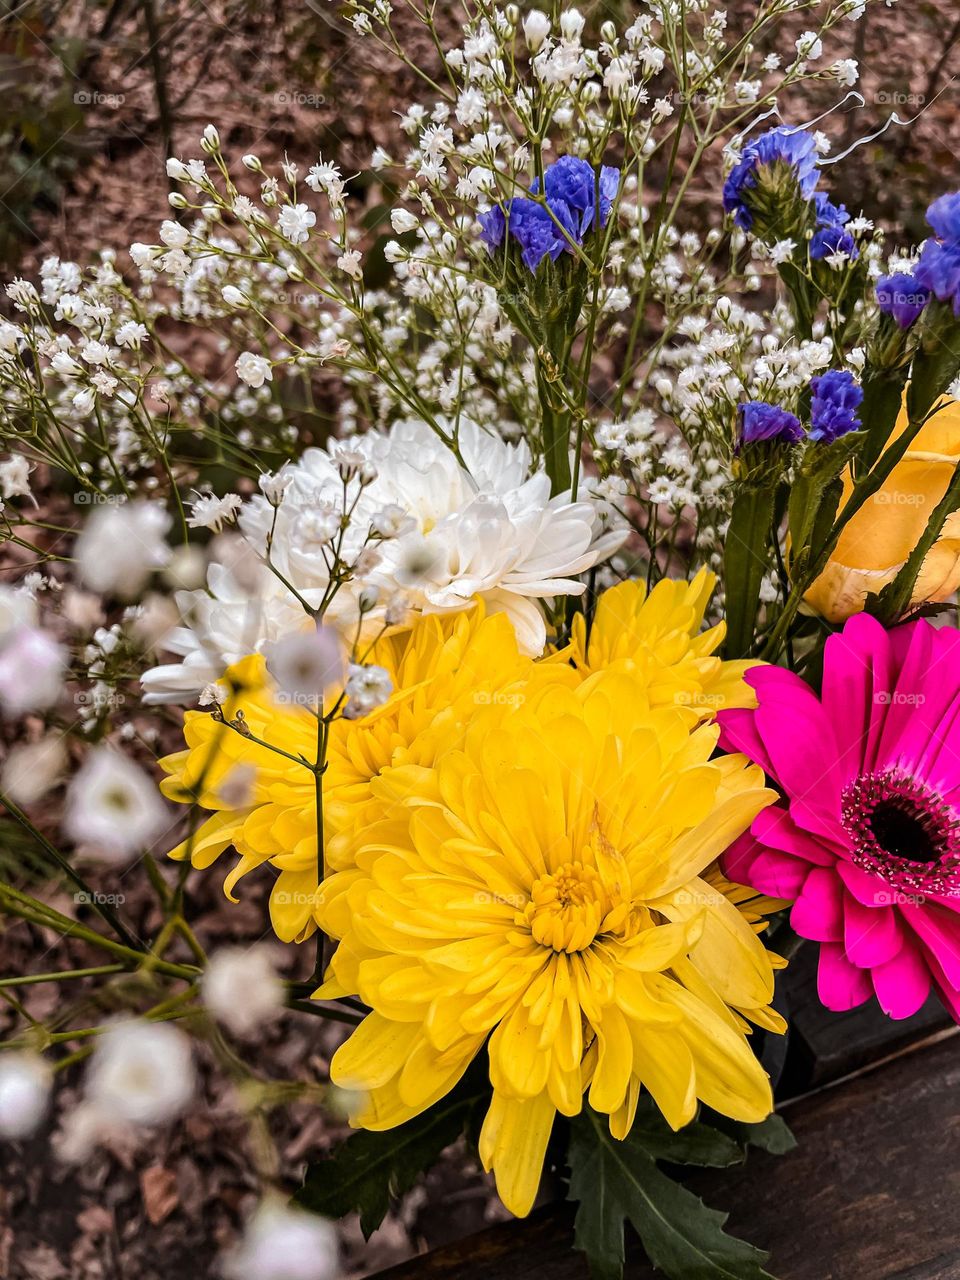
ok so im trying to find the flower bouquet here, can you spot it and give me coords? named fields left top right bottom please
left=1, top=2, right=958, bottom=1277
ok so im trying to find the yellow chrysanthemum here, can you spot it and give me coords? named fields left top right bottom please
left=315, top=668, right=781, bottom=1217
left=558, top=568, right=758, bottom=716
left=159, top=605, right=558, bottom=942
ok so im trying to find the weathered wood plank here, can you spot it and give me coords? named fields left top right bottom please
left=778, top=944, right=950, bottom=1090
left=372, top=1029, right=960, bottom=1280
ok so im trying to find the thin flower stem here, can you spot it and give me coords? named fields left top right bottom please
left=0, top=790, right=141, bottom=950
left=0, top=965, right=126, bottom=988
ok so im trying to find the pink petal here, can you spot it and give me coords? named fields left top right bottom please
left=821, top=614, right=891, bottom=782
left=876, top=622, right=960, bottom=773
left=719, top=832, right=767, bottom=886
left=917, top=688, right=960, bottom=785
left=752, top=805, right=838, bottom=867
left=720, top=833, right=808, bottom=898
left=817, top=941, right=873, bottom=1011
left=843, top=894, right=902, bottom=969
left=790, top=867, right=844, bottom=942
left=871, top=940, right=931, bottom=1019
left=716, top=707, right=774, bottom=777
left=900, top=903, right=960, bottom=990
left=754, top=698, right=843, bottom=843
left=926, top=952, right=960, bottom=1024
left=835, top=860, right=889, bottom=907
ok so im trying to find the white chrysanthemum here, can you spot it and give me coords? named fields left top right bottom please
left=141, top=564, right=322, bottom=704
left=142, top=418, right=624, bottom=701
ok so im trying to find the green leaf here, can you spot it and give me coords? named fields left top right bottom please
left=568, top=1108, right=778, bottom=1280
left=787, top=432, right=864, bottom=576
left=856, top=367, right=910, bottom=473
left=705, top=1112, right=797, bottom=1157
left=723, top=482, right=779, bottom=660
left=907, top=301, right=960, bottom=422
left=626, top=1102, right=745, bottom=1169
left=869, top=456, right=960, bottom=624
left=296, top=1087, right=485, bottom=1238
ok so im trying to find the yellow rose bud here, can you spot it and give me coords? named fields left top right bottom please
left=805, top=396, right=960, bottom=622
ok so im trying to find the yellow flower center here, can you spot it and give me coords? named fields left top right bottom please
left=522, top=861, right=609, bottom=954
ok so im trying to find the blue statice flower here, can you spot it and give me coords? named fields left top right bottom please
left=808, top=370, right=864, bottom=443
left=915, top=240, right=960, bottom=315
left=534, top=156, right=620, bottom=237
left=925, top=192, right=960, bottom=241
left=738, top=401, right=804, bottom=445
left=478, top=156, right=621, bottom=272
left=722, top=126, right=820, bottom=230
left=875, top=272, right=930, bottom=328
left=810, top=194, right=858, bottom=262
left=915, top=190, right=960, bottom=315
left=479, top=199, right=575, bottom=270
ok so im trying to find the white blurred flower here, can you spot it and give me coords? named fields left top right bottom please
left=1, top=735, right=68, bottom=805
left=0, top=584, right=37, bottom=642
left=75, top=501, right=171, bottom=600
left=223, top=1200, right=338, bottom=1280
left=0, top=1053, right=52, bottom=1138
left=87, top=1020, right=195, bottom=1125
left=264, top=627, right=343, bottom=704
left=0, top=626, right=65, bottom=716
left=202, top=946, right=284, bottom=1038
left=64, top=748, right=168, bottom=860
left=392, top=533, right=443, bottom=588
left=163, top=544, right=208, bottom=592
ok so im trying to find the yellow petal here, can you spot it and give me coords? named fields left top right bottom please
left=479, top=1089, right=556, bottom=1217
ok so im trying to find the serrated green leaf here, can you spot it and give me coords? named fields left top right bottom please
left=296, top=1087, right=484, bottom=1238
left=626, top=1101, right=744, bottom=1169
left=706, top=1112, right=797, bottom=1157
left=568, top=1108, right=778, bottom=1280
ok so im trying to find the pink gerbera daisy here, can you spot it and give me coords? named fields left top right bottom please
left=719, top=613, right=960, bottom=1022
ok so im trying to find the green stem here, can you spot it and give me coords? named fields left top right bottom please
left=0, top=790, right=140, bottom=950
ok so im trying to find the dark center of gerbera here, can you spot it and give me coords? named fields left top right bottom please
left=841, top=770, right=960, bottom=897
left=867, top=800, right=941, bottom=863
